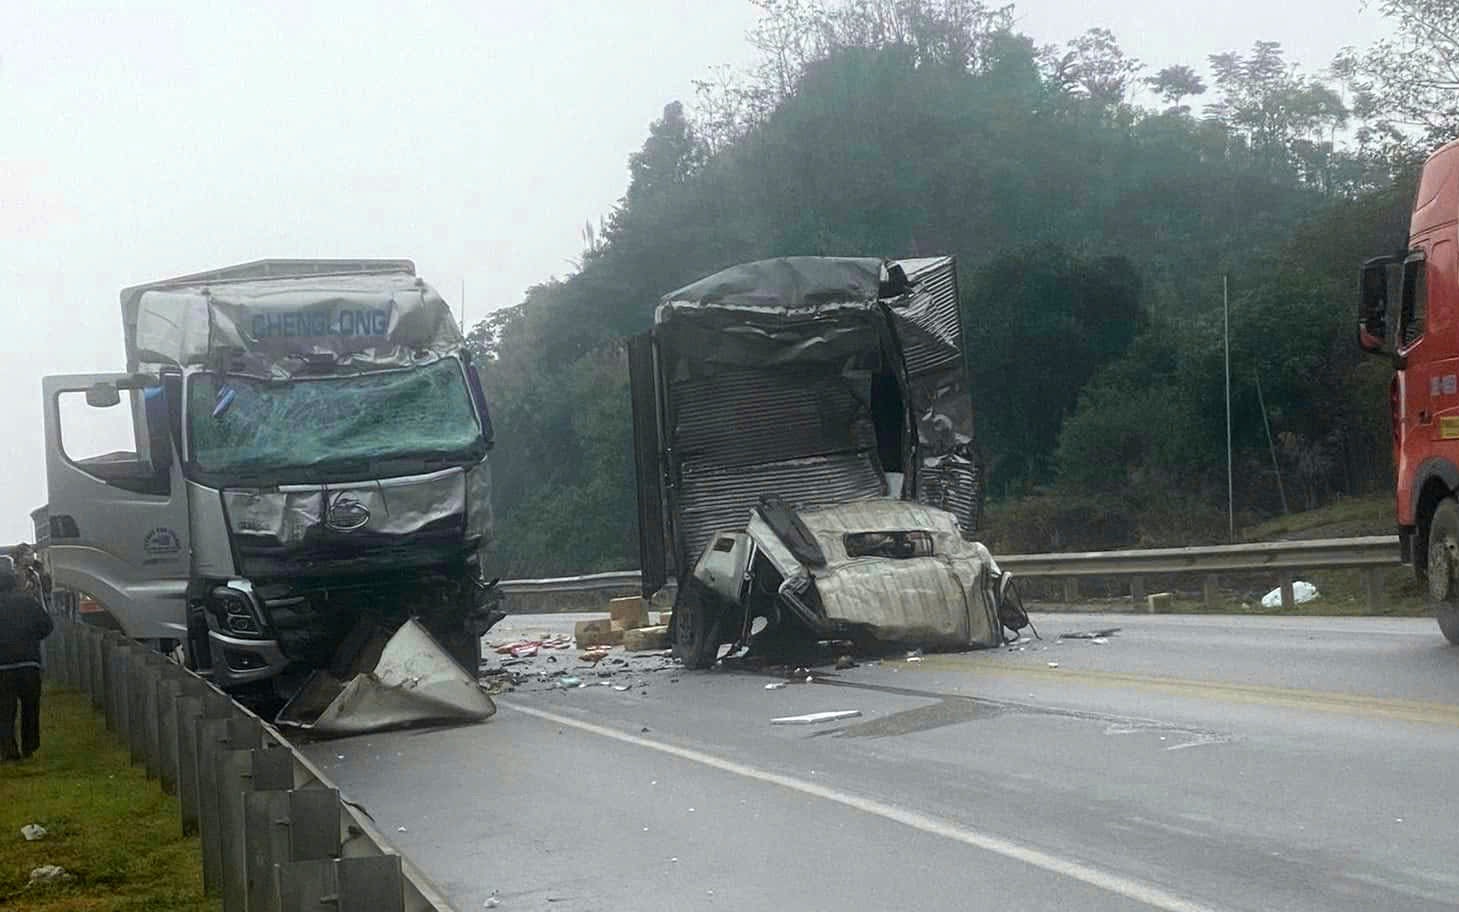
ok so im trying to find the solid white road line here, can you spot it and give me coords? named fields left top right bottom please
left=506, top=702, right=1223, bottom=912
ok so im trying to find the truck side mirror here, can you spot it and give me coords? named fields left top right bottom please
left=1358, top=256, right=1394, bottom=355
left=84, top=382, right=121, bottom=409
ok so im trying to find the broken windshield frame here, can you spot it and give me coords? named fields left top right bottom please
left=183, top=357, right=486, bottom=486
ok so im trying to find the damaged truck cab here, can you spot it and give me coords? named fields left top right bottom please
left=629, top=256, right=1025, bottom=667
left=41, top=260, right=501, bottom=703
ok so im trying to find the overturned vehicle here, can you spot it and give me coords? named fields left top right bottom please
left=628, top=256, right=1027, bottom=668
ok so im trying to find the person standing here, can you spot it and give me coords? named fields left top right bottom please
left=0, top=555, right=53, bottom=760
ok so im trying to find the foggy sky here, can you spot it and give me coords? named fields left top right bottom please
left=1, top=1, right=1385, bottom=544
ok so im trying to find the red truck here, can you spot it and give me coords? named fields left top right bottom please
left=1359, top=138, right=1459, bottom=642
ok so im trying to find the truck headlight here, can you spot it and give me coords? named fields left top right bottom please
left=211, top=587, right=264, bottom=638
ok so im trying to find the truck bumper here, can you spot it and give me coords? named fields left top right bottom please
left=207, top=630, right=290, bottom=688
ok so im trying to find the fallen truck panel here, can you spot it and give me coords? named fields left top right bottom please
left=276, top=619, right=495, bottom=737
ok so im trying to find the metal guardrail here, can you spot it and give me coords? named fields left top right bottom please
left=498, top=571, right=643, bottom=595
left=41, top=616, right=455, bottom=912
left=501, top=536, right=1406, bottom=611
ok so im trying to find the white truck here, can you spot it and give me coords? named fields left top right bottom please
left=41, top=260, right=502, bottom=723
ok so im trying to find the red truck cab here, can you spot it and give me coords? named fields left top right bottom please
left=1360, top=139, right=1459, bottom=642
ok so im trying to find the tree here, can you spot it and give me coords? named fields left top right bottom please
left=1334, top=0, right=1459, bottom=154
left=1147, top=64, right=1206, bottom=114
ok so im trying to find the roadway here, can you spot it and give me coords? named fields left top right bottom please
left=303, top=612, right=1459, bottom=912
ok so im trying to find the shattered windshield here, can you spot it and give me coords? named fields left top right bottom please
left=186, top=358, right=481, bottom=478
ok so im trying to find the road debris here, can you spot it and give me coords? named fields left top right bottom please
left=1060, top=627, right=1120, bottom=640
left=484, top=897, right=501, bottom=908
left=1047, top=662, right=1060, bottom=668
left=20, top=824, right=47, bottom=841
left=1090, top=637, right=1109, bottom=645
left=771, top=710, right=862, bottom=725
left=575, top=619, right=623, bottom=647
left=559, top=676, right=582, bottom=688
left=275, top=620, right=496, bottom=736
left=765, top=682, right=787, bottom=690
left=834, top=655, right=857, bottom=670
left=624, top=625, right=670, bottom=652
left=1261, top=581, right=1319, bottom=608
left=28, top=864, right=73, bottom=886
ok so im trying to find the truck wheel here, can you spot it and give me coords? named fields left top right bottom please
left=1425, top=497, right=1459, bottom=645
left=671, top=577, right=723, bottom=670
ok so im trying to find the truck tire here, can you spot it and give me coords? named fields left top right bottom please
left=671, top=577, right=723, bottom=670
left=1425, top=497, right=1459, bottom=645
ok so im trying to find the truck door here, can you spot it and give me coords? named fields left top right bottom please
left=628, top=333, right=673, bottom=597
left=41, top=373, right=191, bottom=644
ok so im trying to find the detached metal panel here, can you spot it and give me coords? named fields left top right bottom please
left=628, top=333, right=671, bottom=597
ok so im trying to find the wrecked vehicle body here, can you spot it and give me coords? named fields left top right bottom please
left=41, top=260, right=501, bottom=731
left=627, top=256, right=1027, bottom=667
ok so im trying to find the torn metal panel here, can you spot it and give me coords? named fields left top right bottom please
left=276, top=619, right=495, bottom=737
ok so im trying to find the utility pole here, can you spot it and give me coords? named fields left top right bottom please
left=1225, top=274, right=1234, bottom=542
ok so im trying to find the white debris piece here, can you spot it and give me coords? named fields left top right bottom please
left=484, top=897, right=502, bottom=909
left=20, top=824, right=47, bottom=841
left=1090, top=637, right=1109, bottom=645
left=1048, top=662, right=1060, bottom=668
left=1261, top=581, right=1319, bottom=608
left=770, top=710, right=862, bottom=725
left=765, top=682, right=787, bottom=690
left=28, top=864, right=72, bottom=885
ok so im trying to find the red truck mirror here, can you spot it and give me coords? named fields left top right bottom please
left=1358, top=256, right=1395, bottom=355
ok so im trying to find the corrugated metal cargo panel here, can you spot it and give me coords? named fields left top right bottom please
left=891, top=257, right=962, bottom=378
left=677, top=454, right=885, bottom=563
left=672, top=369, right=876, bottom=469
left=915, top=459, right=983, bottom=535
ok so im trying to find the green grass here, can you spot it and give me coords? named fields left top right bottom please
left=0, top=687, right=213, bottom=912
left=1240, top=494, right=1393, bottom=542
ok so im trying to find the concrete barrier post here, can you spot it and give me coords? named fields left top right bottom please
left=1364, top=568, right=1384, bottom=613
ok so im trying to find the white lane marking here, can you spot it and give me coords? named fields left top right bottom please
left=506, top=703, right=1223, bottom=912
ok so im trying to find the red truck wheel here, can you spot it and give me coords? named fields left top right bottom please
left=1425, top=498, right=1459, bottom=645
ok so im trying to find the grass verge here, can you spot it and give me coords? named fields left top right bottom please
left=0, top=686, right=212, bottom=911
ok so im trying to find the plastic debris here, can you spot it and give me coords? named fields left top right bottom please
left=1090, top=637, right=1109, bottom=645
left=905, top=649, right=923, bottom=659
left=20, top=824, right=47, bottom=841
left=771, top=710, right=862, bottom=725
left=1047, top=662, right=1060, bottom=668
left=613, top=685, right=631, bottom=692
left=1261, top=581, right=1319, bottom=608
left=397, top=826, right=408, bottom=833
left=765, top=682, right=787, bottom=690
left=28, top=865, right=72, bottom=886
left=484, top=897, right=502, bottom=908
left=511, top=644, right=540, bottom=658
left=906, top=656, right=924, bottom=663
left=559, top=676, right=581, bottom=688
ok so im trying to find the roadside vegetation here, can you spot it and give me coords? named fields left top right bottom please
left=470, top=0, right=1456, bottom=579
left=0, top=687, right=210, bottom=912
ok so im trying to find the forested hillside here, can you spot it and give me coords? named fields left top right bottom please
left=471, top=0, right=1459, bottom=575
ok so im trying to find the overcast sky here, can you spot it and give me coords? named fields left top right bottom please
left=1, top=0, right=1386, bottom=544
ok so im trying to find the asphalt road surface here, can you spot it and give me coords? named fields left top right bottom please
left=304, top=612, right=1459, bottom=912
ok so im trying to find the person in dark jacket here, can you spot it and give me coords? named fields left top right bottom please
left=0, top=555, right=52, bottom=760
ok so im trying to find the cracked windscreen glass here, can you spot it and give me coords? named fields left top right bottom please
left=187, top=358, right=480, bottom=476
